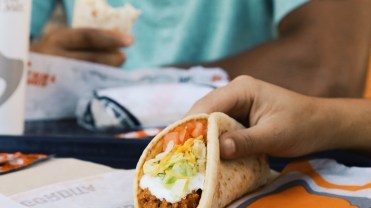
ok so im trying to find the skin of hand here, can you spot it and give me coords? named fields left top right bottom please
left=202, top=0, right=371, bottom=97
left=30, top=28, right=134, bottom=67
left=187, top=76, right=371, bottom=159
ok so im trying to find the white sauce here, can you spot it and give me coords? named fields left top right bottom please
left=140, top=173, right=204, bottom=203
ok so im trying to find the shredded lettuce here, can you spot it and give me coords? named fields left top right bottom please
left=163, top=174, right=176, bottom=185
left=143, top=159, right=159, bottom=175
left=143, top=136, right=206, bottom=194
left=143, top=141, right=174, bottom=175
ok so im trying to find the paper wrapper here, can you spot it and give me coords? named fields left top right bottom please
left=133, top=112, right=271, bottom=207
left=72, top=0, right=140, bottom=34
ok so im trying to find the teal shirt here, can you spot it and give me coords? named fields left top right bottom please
left=31, top=0, right=308, bottom=70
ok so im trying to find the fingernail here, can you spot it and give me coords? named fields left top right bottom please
left=222, top=138, right=236, bottom=156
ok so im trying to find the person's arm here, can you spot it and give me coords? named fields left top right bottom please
left=204, top=0, right=371, bottom=98
left=187, top=76, right=371, bottom=159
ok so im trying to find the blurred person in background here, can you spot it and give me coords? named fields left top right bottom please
left=30, top=0, right=371, bottom=97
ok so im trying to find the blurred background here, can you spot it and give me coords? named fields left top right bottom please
left=44, top=1, right=371, bottom=97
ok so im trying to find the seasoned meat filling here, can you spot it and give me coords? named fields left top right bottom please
left=138, top=188, right=202, bottom=208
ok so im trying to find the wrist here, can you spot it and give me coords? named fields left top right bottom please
left=308, top=98, right=351, bottom=152
left=319, top=99, right=371, bottom=152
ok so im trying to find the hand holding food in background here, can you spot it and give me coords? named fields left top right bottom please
left=187, top=75, right=371, bottom=159
left=30, top=28, right=133, bottom=67
left=31, top=0, right=140, bottom=67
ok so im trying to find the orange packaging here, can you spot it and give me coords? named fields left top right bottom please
left=115, top=128, right=164, bottom=139
left=0, top=152, right=50, bottom=175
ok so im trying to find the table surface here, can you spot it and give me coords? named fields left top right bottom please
left=0, top=119, right=151, bottom=169
left=25, top=119, right=122, bottom=137
left=1, top=119, right=370, bottom=171
left=0, top=158, right=114, bottom=196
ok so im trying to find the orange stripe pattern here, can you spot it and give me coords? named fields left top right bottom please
left=279, top=160, right=371, bottom=191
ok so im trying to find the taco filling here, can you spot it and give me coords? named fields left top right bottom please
left=139, top=120, right=207, bottom=207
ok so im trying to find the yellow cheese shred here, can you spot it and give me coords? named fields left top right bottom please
left=152, top=136, right=204, bottom=176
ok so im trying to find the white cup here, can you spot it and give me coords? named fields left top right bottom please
left=0, top=0, right=31, bottom=135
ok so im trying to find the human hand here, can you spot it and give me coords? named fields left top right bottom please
left=187, top=76, right=349, bottom=159
left=30, top=28, right=134, bottom=67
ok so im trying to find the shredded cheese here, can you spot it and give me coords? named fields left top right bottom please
left=152, top=136, right=204, bottom=176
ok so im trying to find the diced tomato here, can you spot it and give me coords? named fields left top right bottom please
left=174, top=126, right=183, bottom=132
left=186, top=122, right=196, bottom=133
left=163, top=132, right=180, bottom=150
left=179, top=128, right=190, bottom=144
left=191, top=121, right=205, bottom=138
left=162, top=120, right=207, bottom=150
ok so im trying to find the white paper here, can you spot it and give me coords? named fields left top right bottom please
left=0, top=193, right=27, bottom=208
left=8, top=159, right=371, bottom=208
left=26, top=53, right=228, bottom=120
left=11, top=170, right=136, bottom=208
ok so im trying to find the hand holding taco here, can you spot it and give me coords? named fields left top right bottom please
left=134, top=113, right=270, bottom=207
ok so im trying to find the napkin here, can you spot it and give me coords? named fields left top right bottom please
left=76, top=83, right=215, bottom=131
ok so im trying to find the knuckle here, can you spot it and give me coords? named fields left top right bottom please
left=232, top=75, right=255, bottom=85
left=81, top=31, right=95, bottom=46
left=226, top=131, right=256, bottom=157
left=229, top=75, right=259, bottom=102
left=45, top=33, right=61, bottom=46
left=230, top=75, right=257, bottom=93
left=239, top=133, right=256, bottom=153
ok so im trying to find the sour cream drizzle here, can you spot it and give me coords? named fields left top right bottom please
left=140, top=173, right=204, bottom=203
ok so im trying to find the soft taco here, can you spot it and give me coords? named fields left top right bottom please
left=133, top=112, right=270, bottom=207
left=72, top=0, right=140, bottom=34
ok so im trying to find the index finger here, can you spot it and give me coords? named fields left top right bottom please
left=186, top=75, right=257, bottom=118
left=53, top=28, right=134, bottom=50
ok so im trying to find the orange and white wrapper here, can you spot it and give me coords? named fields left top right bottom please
left=229, top=159, right=371, bottom=208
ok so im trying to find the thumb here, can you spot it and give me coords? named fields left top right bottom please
left=219, top=125, right=272, bottom=159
